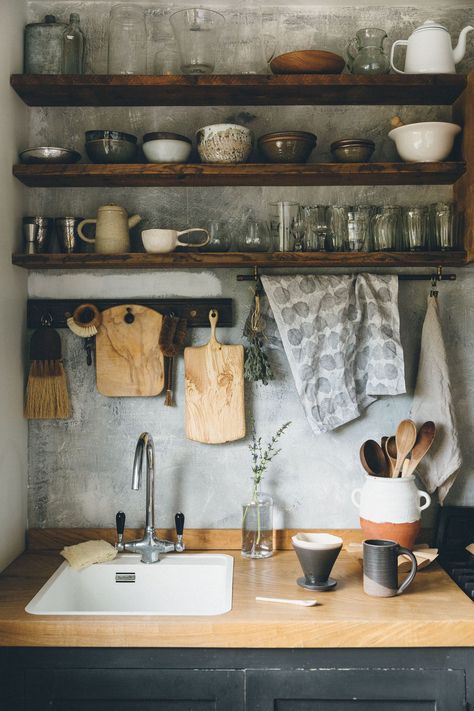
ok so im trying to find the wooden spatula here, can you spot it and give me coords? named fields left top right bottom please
left=394, top=419, right=417, bottom=477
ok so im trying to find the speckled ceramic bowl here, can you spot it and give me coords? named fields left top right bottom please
left=196, top=123, right=253, bottom=164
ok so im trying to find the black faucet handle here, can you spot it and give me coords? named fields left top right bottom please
left=175, top=512, right=185, bottom=536
left=116, top=511, right=126, bottom=542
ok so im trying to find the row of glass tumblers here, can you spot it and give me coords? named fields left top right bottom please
left=268, top=202, right=460, bottom=253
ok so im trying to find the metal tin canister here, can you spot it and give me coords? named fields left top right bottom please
left=24, top=15, right=66, bottom=74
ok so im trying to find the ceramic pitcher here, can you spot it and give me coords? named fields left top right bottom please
left=78, top=204, right=141, bottom=254
left=352, top=475, right=431, bottom=550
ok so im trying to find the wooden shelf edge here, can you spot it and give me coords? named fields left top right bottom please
left=11, top=251, right=467, bottom=270
left=10, top=73, right=468, bottom=107
left=12, top=161, right=466, bottom=187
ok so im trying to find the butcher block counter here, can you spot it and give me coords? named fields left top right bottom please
left=0, top=528, right=473, bottom=649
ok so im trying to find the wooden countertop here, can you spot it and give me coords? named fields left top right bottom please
left=0, top=545, right=473, bottom=648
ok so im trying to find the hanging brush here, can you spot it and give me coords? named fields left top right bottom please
left=66, top=303, right=102, bottom=338
left=159, top=315, right=188, bottom=406
left=24, top=314, right=71, bottom=420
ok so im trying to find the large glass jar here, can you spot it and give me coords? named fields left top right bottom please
left=241, top=484, right=273, bottom=559
left=108, top=4, right=147, bottom=74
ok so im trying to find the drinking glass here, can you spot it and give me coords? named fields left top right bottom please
left=404, top=207, right=428, bottom=251
left=301, top=206, right=327, bottom=251
left=372, top=206, right=401, bottom=251
left=326, top=206, right=347, bottom=251
left=241, top=220, right=271, bottom=252
left=169, top=8, right=225, bottom=75
left=231, top=10, right=269, bottom=74
left=431, top=202, right=458, bottom=251
left=154, top=40, right=180, bottom=75
left=108, top=4, right=147, bottom=74
left=269, top=201, right=300, bottom=251
left=327, top=206, right=371, bottom=252
left=204, top=220, right=231, bottom=252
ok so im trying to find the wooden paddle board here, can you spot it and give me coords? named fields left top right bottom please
left=184, top=309, right=245, bottom=444
left=96, top=304, right=164, bottom=397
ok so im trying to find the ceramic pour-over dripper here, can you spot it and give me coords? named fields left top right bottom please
left=292, top=533, right=343, bottom=591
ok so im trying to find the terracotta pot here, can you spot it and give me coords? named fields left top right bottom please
left=352, top=475, right=431, bottom=550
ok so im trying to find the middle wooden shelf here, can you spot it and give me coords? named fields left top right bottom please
left=13, top=161, right=466, bottom=188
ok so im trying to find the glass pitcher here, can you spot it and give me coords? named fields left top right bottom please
left=347, top=28, right=390, bottom=75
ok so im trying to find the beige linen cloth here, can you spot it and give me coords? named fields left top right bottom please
left=410, top=295, right=462, bottom=504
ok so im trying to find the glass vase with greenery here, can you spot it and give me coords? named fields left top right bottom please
left=241, top=421, right=291, bottom=559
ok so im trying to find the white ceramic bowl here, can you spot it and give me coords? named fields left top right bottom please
left=388, top=121, right=461, bottom=162
left=142, top=132, right=192, bottom=163
left=196, top=123, right=253, bottom=164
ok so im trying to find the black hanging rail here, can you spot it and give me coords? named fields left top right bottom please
left=236, top=266, right=456, bottom=283
left=27, top=298, right=233, bottom=330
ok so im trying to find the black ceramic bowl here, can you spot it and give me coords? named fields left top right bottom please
left=85, top=130, right=137, bottom=144
left=85, top=138, right=138, bottom=164
left=258, top=131, right=317, bottom=163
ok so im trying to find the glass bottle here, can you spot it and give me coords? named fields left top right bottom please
left=108, top=4, right=147, bottom=75
left=203, top=221, right=231, bottom=252
left=241, top=482, right=273, bottom=559
left=346, top=28, right=390, bottom=75
left=62, top=13, right=85, bottom=74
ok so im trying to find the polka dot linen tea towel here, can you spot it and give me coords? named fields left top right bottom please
left=261, top=274, right=406, bottom=434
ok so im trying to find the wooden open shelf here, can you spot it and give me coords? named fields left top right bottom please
left=11, top=251, right=467, bottom=270
left=13, top=162, right=466, bottom=188
left=10, top=74, right=467, bottom=107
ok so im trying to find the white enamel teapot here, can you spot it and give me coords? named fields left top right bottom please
left=390, top=20, right=473, bottom=74
left=78, top=204, right=141, bottom=254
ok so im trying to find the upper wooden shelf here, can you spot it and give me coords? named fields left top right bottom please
left=11, top=251, right=467, bottom=270
left=10, top=74, right=468, bottom=107
left=13, top=162, right=465, bottom=188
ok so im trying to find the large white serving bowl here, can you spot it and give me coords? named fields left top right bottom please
left=388, top=121, right=461, bottom=162
left=25, top=553, right=233, bottom=616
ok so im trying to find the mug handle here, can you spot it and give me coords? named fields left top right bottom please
left=396, top=546, right=417, bottom=595
left=176, top=228, right=210, bottom=248
left=351, top=488, right=361, bottom=509
left=418, top=490, right=431, bottom=512
left=390, top=40, right=408, bottom=74
left=77, top=218, right=96, bottom=244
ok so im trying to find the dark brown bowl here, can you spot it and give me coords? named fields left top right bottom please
left=330, top=139, right=375, bottom=163
left=258, top=131, right=317, bottom=163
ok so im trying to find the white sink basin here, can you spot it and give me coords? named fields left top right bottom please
left=26, top=553, right=233, bottom=616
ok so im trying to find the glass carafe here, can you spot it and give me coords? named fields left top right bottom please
left=170, top=8, right=225, bottom=75
left=347, top=28, right=390, bottom=75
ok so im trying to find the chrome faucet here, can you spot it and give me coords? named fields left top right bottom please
left=116, top=432, right=185, bottom=564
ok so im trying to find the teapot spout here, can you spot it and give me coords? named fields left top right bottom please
left=453, top=25, right=474, bottom=65
left=128, top=214, right=142, bottom=229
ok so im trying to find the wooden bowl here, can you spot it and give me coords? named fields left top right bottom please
left=270, top=50, right=345, bottom=75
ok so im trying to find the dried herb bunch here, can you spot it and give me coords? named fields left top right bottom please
left=243, top=282, right=274, bottom=385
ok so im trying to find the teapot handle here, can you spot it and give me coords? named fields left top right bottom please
left=351, top=488, right=362, bottom=509
left=77, top=218, right=96, bottom=244
left=390, top=40, right=408, bottom=74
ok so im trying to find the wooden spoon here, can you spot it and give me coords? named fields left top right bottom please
left=394, top=419, right=417, bottom=478
left=360, top=440, right=388, bottom=477
left=384, top=436, right=397, bottom=477
left=404, top=421, right=436, bottom=477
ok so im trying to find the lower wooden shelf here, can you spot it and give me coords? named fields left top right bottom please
left=11, top=251, right=467, bottom=270
left=12, top=161, right=466, bottom=187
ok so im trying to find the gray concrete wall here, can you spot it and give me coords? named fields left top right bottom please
left=26, top=2, right=474, bottom=532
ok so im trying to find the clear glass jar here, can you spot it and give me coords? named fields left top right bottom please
left=108, top=4, right=147, bottom=75
left=241, top=484, right=273, bottom=559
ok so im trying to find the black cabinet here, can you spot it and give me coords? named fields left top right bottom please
left=24, top=669, right=244, bottom=711
left=246, top=669, right=466, bottom=711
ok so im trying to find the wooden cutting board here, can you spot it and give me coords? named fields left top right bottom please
left=184, top=309, right=245, bottom=444
left=96, top=304, right=164, bottom=397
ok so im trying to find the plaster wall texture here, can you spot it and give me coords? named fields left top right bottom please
left=25, top=2, right=474, bottom=531
left=0, top=0, right=28, bottom=570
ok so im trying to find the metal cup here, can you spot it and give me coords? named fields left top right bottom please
left=22, top=221, right=38, bottom=255
left=55, top=217, right=84, bottom=253
left=23, top=216, right=54, bottom=253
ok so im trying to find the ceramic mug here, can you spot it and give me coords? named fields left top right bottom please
left=363, top=539, right=417, bottom=597
left=142, top=228, right=209, bottom=254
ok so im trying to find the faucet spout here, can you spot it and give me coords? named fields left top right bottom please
left=133, top=432, right=155, bottom=533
